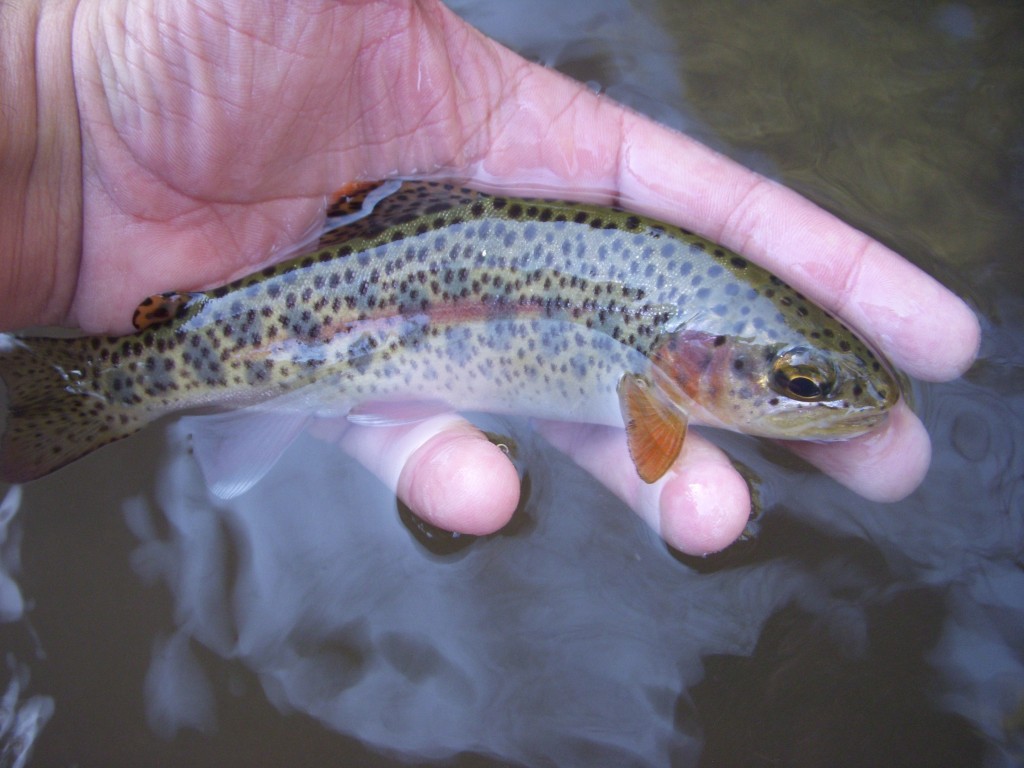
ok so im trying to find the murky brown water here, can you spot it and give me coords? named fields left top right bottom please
left=2, top=1, right=1022, bottom=766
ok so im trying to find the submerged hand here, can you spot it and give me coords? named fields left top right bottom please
left=2, top=1, right=978, bottom=554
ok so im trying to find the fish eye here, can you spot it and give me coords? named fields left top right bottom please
left=773, top=370, right=826, bottom=400
left=769, top=348, right=837, bottom=402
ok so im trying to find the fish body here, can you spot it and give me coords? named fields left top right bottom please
left=0, top=181, right=899, bottom=488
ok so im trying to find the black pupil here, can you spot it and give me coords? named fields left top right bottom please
left=787, top=375, right=822, bottom=399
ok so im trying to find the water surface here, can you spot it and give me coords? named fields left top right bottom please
left=2, top=1, right=1022, bottom=765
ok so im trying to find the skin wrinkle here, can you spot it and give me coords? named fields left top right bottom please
left=84, top=6, right=296, bottom=219
left=795, top=233, right=871, bottom=322
left=8, top=10, right=37, bottom=314
left=551, top=91, right=598, bottom=179
left=4, top=0, right=82, bottom=328
left=401, top=17, right=469, bottom=173
left=338, top=8, right=461, bottom=174
left=87, top=12, right=180, bottom=201
left=714, top=175, right=778, bottom=265
left=610, top=109, right=630, bottom=210
left=194, top=1, right=310, bottom=56
left=618, top=125, right=728, bottom=233
left=112, top=5, right=305, bottom=199
left=445, top=29, right=508, bottom=166
left=475, top=60, right=548, bottom=179
left=32, top=4, right=75, bottom=322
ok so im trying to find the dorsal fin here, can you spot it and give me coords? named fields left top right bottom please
left=316, top=180, right=483, bottom=250
left=326, top=181, right=390, bottom=218
left=132, top=292, right=204, bottom=331
left=617, top=373, right=688, bottom=483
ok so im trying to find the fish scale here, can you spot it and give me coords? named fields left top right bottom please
left=0, top=181, right=899, bottom=486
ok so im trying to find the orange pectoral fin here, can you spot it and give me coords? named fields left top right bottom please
left=617, top=373, right=688, bottom=483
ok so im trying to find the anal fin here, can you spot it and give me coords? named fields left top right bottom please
left=183, top=409, right=312, bottom=499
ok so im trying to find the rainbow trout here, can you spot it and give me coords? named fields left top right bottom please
left=0, top=181, right=898, bottom=492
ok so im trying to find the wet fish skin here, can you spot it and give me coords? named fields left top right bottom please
left=0, top=181, right=899, bottom=485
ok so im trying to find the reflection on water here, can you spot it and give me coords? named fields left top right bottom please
left=0, top=487, right=53, bottom=768
left=3, top=0, right=1023, bottom=765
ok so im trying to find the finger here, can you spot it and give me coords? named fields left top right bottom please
left=329, top=414, right=521, bottom=535
left=614, top=118, right=980, bottom=382
left=465, top=46, right=979, bottom=381
left=780, top=400, right=930, bottom=502
left=536, top=421, right=750, bottom=556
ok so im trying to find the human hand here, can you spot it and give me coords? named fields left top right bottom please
left=3, top=0, right=978, bottom=554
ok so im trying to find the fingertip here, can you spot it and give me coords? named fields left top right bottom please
left=889, top=295, right=981, bottom=382
left=948, top=301, right=982, bottom=379
left=659, top=461, right=751, bottom=556
left=398, top=429, right=520, bottom=535
left=858, top=404, right=931, bottom=502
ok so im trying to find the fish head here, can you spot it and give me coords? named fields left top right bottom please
left=651, top=329, right=900, bottom=440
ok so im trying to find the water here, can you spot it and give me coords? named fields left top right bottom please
left=2, top=0, right=1023, bottom=765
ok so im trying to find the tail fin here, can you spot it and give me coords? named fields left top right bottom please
left=0, top=334, right=148, bottom=483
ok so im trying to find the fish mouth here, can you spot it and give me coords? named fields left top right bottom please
left=753, top=401, right=893, bottom=441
